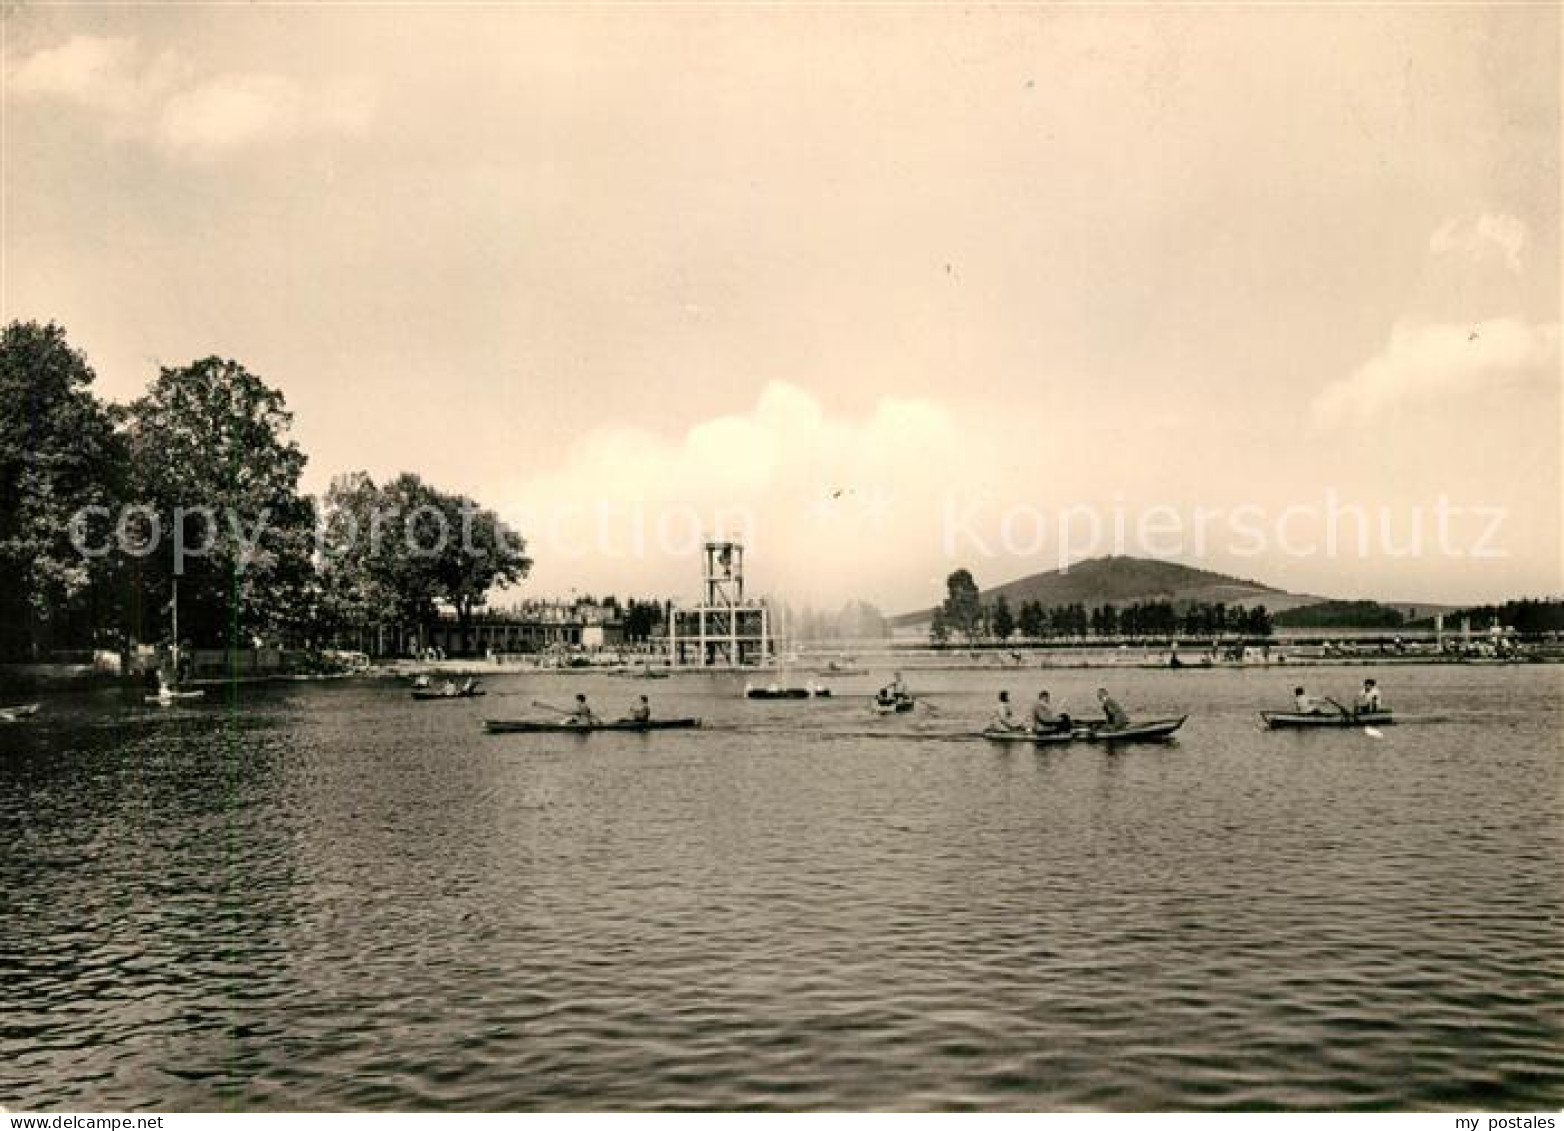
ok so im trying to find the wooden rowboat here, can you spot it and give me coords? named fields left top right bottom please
left=983, top=715, right=1187, bottom=745
left=484, top=717, right=703, bottom=734
left=1260, top=710, right=1394, bottom=729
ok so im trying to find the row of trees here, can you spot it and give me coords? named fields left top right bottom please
left=1273, top=600, right=1406, bottom=629
left=0, top=321, right=531, bottom=660
left=1410, top=598, right=1564, bottom=636
left=930, top=569, right=1274, bottom=643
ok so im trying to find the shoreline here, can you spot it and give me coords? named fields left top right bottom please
left=3, top=651, right=1555, bottom=697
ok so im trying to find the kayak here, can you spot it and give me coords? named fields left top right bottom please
left=484, top=717, right=703, bottom=734
left=1261, top=710, right=1394, bottom=729
left=0, top=702, right=40, bottom=722
left=146, top=689, right=206, bottom=705
left=745, top=687, right=831, bottom=700
left=411, top=688, right=486, bottom=700
left=983, top=716, right=1187, bottom=745
left=874, top=696, right=915, bottom=715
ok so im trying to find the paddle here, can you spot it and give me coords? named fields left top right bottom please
left=1325, top=696, right=1383, bottom=739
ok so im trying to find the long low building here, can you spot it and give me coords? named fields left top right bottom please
left=421, top=603, right=626, bottom=656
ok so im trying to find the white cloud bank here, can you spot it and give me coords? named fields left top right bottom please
left=496, top=381, right=986, bottom=604
left=1313, top=317, right=1560, bottom=423
left=1430, top=213, right=1530, bottom=274
left=7, top=34, right=373, bottom=156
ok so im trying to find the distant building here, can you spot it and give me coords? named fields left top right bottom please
left=668, top=540, right=774, bottom=667
left=422, top=600, right=625, bottom=656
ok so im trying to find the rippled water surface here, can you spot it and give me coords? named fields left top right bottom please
left=2, top=665, right=1560, bottom=1110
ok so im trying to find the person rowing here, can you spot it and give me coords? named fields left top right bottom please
left=1354, top=678, right=1383, bottom=714
left=877, top=671, right=912, bottom=708
left=567, top=693, right=598, bottom=726
left=625, top=695, right=652, bottom=723
left=1031, top=690, right=1072, bottom=735
left=1293, top=686, right=1328, bottom=715
left=1096, top=687, right=1131, bottom=732
left=990, top=690, right=1026, bottom=732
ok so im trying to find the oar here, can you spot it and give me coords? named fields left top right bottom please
left=916, top=697, right=940, bottom=715
left=1325, top=696, right=1383, bottom=738
left=531, top=699, right=572, bottom=716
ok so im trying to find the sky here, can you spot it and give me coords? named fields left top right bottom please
left=3, top=4, right=1559, bottom=611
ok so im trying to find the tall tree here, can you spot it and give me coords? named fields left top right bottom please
left=430, top=487, right=531, bottom=652
left=990, top=595, right=1015, bottom=642
left=1017, top=599, right=1044, bottom=640
left=315, top=471, right=401, bottom=651
left=940, top=569, right=984, bottom=643
left=122, top=357, right=315, bottom=648
left=0, top=322, right=125, bottom=659
left=622, top=598, right=665, bottom=642
left=322, top=472, right=530, bottom=654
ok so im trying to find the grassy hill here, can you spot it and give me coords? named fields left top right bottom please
left=892, top=556, right=1323, bottom=628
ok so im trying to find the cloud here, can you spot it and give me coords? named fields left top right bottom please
left=158, top=74, right=374, bottom=155
left=6, top=34, right=373, bottom=157
left=497, top=381, right=983, bottom=603
left=1313, top=317, right=1560, bottom=423
left=1430, top=214, right=1530, bottom=274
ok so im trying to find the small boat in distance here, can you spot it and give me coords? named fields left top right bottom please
left=1261, top=710, right=1394, bottom=729
left=146, top=688, right=206, bottom=705
left=0, top=702, right=41, bottom=722
left=412, top=677, right=485, bottom=700
left=745, top=681, right=831, bottom=700
left=873, top=693, right=915, bottom=715
left=983, top=716, right=1187, bottom=745
left=484, top=717, right=702, bottom=734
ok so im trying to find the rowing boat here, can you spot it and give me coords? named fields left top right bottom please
left=982, top=715, right=1187, bottom=744
left=484, top=717, right=703, bottom=734
left=1260, top=710, right=1394, bottom=729
left=874, top=696, right=915, bottom=715
left=0, top=702, right=40, bottom=722
left=411, top=688, right=486, bottom=700
left=744, top=686, right=831, bottom=700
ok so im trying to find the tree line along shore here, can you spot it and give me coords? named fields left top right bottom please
left=5, top=320, right=1558, bottom=683
left=1, top=321, right=530, bottom=668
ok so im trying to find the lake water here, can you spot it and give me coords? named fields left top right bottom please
left=2, top=664, right=1560, bottom=1111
